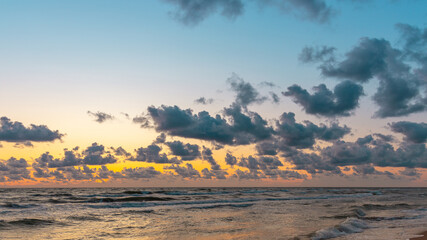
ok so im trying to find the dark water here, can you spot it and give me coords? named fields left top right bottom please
left=0, top=188, right=426, bottom=239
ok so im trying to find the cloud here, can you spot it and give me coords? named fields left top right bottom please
left=0, top=157, right=31, bottom=182
left=285, top=134, right=427, bottom=176
left=111, top=146, right=131, bottom=157
left=352, top=164, right=396, bottom=179
left=162, top=0, right=342, bottom=25
left=33, top=143, right=117, bottom=168
left=389, top=121, right=427, bottom=143
left=227, top=73, right=267, bottom=107
left=225, top=152, right=237, bottom=166
left=264, top=0, right=334, bottom=23
left=275, top=112, right=350, bottom=148
left=163, top=0, right=244, bottom=26
left=299, top=45, right=336, bottom=63
left=0, top=117, right=63, bottom=142
left=270, top=92, right=280, bottom=104
left=87, top=111, right=115, bottom=123
left=143, top=104, right=273, bottom=145
left=194, top=97, right=214, bottom=105
left=13, top=141, right=34, bottom=148
left=283, top=81, right=364, bottom=117
left=165, top=140, right=201, bottom=160
left=164, top=163, right=201, bottom=178
left=131, top=143, right=180, bottom=164
left=302, top=28, right=427, bottom=118
left=120, top=167, right=161, bottom=179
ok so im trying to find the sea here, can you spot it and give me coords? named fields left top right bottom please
left=0, top=188, right=426, bottom=240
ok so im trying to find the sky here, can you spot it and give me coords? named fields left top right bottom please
left=0, top=0, right=426, bottom=187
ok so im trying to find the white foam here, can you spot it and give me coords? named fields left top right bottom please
left=312, top=218, right=368, bottom=240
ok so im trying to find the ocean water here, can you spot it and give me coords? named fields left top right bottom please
left=0, top=188, right=426, bottom=240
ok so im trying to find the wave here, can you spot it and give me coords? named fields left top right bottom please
left=0, top=218, right=56, bottom=228
left=85, top=196, right=174, bottom=203
left=187, top=203, right=254, bottom=210
left=311, top=218, right=368, bottom=240
left=85, top=192, right=373, bottom=209
left=66, top=215, right=102, bottom=221
left=360, top=203, right=414, bottom=210
left=121, top=191, right=152, bottom=195
left=1, top=203, right=38, bottom=209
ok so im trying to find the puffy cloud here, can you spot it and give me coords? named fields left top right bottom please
left=352, top=164, right=396, bottom=179
left=164, top=163, right=201, bottom=178
left=87, top=111, right=114, bottom=123
left=223, top=104, right=274, bottom=144
left=194, top=97, right=214, bottom=105
left=389, top=121, right=427, bottom=143
left=299, top=45, right=335, bottom=63
left=120, top=167, right=161, bottom=179
left=165, top=140, right=201, bottom=160
left=131, top=144, right=179, bottom=164
left=227, top=73, right=267, bottom=107
left=13, top=141, right=34, bottom=148
left=285, top=134, right=427, bottom=177
left=0, top=157, right=31, bottom=182
left=163, top=0, right=244, bottom=26
left=275, top=112, right=350, bottom=148
left=283, top=81, right=364, bottom=117
left=162, top=0, right=340, bottom=25
left=224, top=152, right=237, bottom=166
left=256, top=141, right=279, bottom=156
left=0, top=117, right=63, bottom=142
left=143, top=104, right=273, bottom=145
left=303, top=28, right=427, bottom=118
left=33, top=143, right=117, bottom=168
left=111, top=146, right=131, bottom=157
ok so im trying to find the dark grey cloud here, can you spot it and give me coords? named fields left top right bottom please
left=33, top=143, right=117, bottom=168
left=120, top=167, right=161, bottom=179
left=0, top=117, right=63, bottom=142
left=133, top=114, right=152, bottom=128
left=154, top=133, right=167, bottom=144
left=287, top=134, right=427, bottom=175
left=131, top=144, right=180, bottom=164
left=146, top=105, right=234, bottom=144
left=165, top=140, right=201, bottom=160
left=87, top=111, right=115, bottom=123
left=284, top=81, right=364, bottom=117
left=389, top=121, right=427, bottom=143
left=275, top=112, right=350, bottom=148
left=164, top=163, right=201, bottom=178
left=299, top=45, right=336, bottom=63
left=223, top=104, right=274, bottom=144
left=270, top=92, right=280, bottom=104
left=225, top=152, right=237, bottom=166
left=163, top=0, right=244, bottom=26
left=0, top=157, right=31, bottom=182
left=194, top=97, right=214, bottom=105
left=202, top=147, right=221, bottom=169
left=162, top=0, right=340, bottom=25
left=13, top=141, right=34, bottom=148
left=263, top=0, right=334, bottom=23
left=111, top=146, right=131, bottom=157
left=82, top=143, right=117, bottom=165
left=303, top=28, right=427, bottom=118
left=398, top=168, right=421, bottom=179
left=228, top=73, right=267, bottom=107
left=352, top=164, right=396, bottom=179
left=256, top=141, right=278, bottom=156
left=143, top=104, right=273, bottom=145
